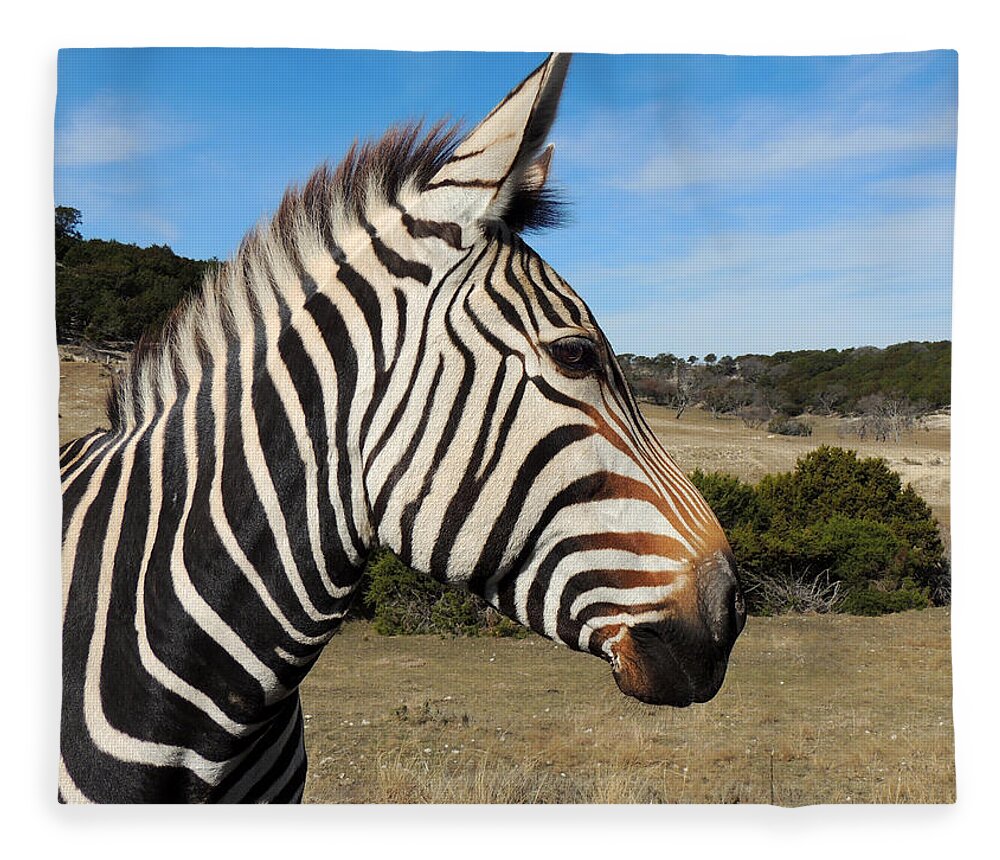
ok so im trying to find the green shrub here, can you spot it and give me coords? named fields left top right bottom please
left=693, top=447, right=948, bottom=615
left=360, top=548, right=527, bottom=637
left=362, top=549, right=444, bottom=635
left=429, top=589, right=484, bottom=637
left=767, top=416, right=813, bottom=437
left=839, top=583, right=932, bottom=616
left=689, top=470, right=759, bottom=532
left=482, top=609, right=530, bottom=639
left=802, top=516, right=904, bottom=586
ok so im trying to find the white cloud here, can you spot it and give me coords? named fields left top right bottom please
left=55, top=94, right=192, bottom=167
left=621, top=112, right=957, bottom=192
left=550, top=53, right=956, bottom=196
left=134, top=211, right=179, bottom=245
left=569, top=206, right=954, bottom=356
left=868, top=172, right=956, bottom=200
left=582, top=206, right=953, bottom=289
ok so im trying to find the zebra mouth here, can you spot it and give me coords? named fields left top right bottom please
left=609, top=620, right=730, bottom=707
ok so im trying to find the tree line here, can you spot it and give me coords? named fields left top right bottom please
left=618, top=341, right=950, bottom=433
left=55, top=207, right=215, bottom=345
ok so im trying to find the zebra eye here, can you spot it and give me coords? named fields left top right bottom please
left=546, top=336, right=600, bottom=377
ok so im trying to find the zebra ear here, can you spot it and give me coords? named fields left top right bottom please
left=418, top=53, right=570, bottom=233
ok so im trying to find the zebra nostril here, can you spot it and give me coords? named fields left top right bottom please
left=697, top=553, right=745, bottom=648
left=733, top=581, right=747, bottom=636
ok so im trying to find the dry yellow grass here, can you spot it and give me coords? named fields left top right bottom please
left=299, top=610, right=954, bottom=805
left=641, top=402, right=951, bottom=543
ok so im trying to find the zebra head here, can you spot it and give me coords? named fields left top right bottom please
left=364, top=54, right=746, bottom=707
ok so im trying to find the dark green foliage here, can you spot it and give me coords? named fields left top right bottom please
left=362, top=549, right=445, bottom=635
left=55, top=206, right=83, bottom=241
left=54, top=209, right=213, bottom=344
left=801, top=516, right=903, bottom=585
left=55, top=206, right=83, bottom=262
left=687, top=470, right=759, bottom=532
left=690, top=447, right=947, bottom=615
left=839, top=583, right=933, bottom=616
left=737, top=342, right=951, bottom=413
left=429, top=589, right=485, bottom=637
left=617, top=342, right=950, bottom=416
left=716, top=355, right=737, bottom=376
left=767, top=416, right=813, bottom=436
left=360, top=549, right=527, bottom=638
left=482, top=612, right=530, bottom=639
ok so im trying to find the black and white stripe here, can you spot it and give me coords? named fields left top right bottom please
left=60, top=53, right=745, bottom=803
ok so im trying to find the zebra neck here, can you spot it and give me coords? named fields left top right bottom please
left=131, top=352, right=361, bottom=689
left=124, top=259, right=378, bottom=702
left=275, top=208, right=471, bottom=569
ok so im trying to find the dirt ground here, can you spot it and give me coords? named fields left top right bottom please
left=56, top=357, right=954, bottom=804
left=57, top=360, right=116, bottom=445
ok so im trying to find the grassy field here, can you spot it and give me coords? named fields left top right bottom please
left=640, top=401, right=951, bottom=546
left=300, top=610, right=954, bottom=804
left=57, top=358, right=954, bottom=804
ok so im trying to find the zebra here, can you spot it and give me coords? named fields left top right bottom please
left=59, top=52, right=745, bottom=803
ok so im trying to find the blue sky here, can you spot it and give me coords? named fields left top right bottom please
left=54, top=49, right=956, bottom=357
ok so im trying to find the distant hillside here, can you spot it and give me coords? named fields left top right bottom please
left=56, top=209, right=213, bottom=344
left=618, top=341, right=950, bottom=418
left=737, top=341, right=951, bottom=413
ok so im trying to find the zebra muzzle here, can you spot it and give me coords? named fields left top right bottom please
left=610, top=555, right=745, bottom=707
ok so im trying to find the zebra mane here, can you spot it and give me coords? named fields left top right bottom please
left=273, top=119, right=563, bottom=245
left=105, top=119, right=563, bottom=432
left=279, top=120, right=463, bottom=239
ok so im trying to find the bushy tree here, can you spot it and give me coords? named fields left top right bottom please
left=716, top=355, right=737, bottom=376
left=55, top=221, right=211, bottom=343
left=56, top=206, right=83, bottom=262
left=848, top=392, right=925, bottom=443
left=360, top=549, right=526, bottom=637
left=55, top=206, right=83, bottom=241
left=699, top=377, right=748, bottom=419
left=767, top=416, right=813, bottom=437
left=690, top=447, right=948, bottom=615
left=689, top=469, right=759, bottom=531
